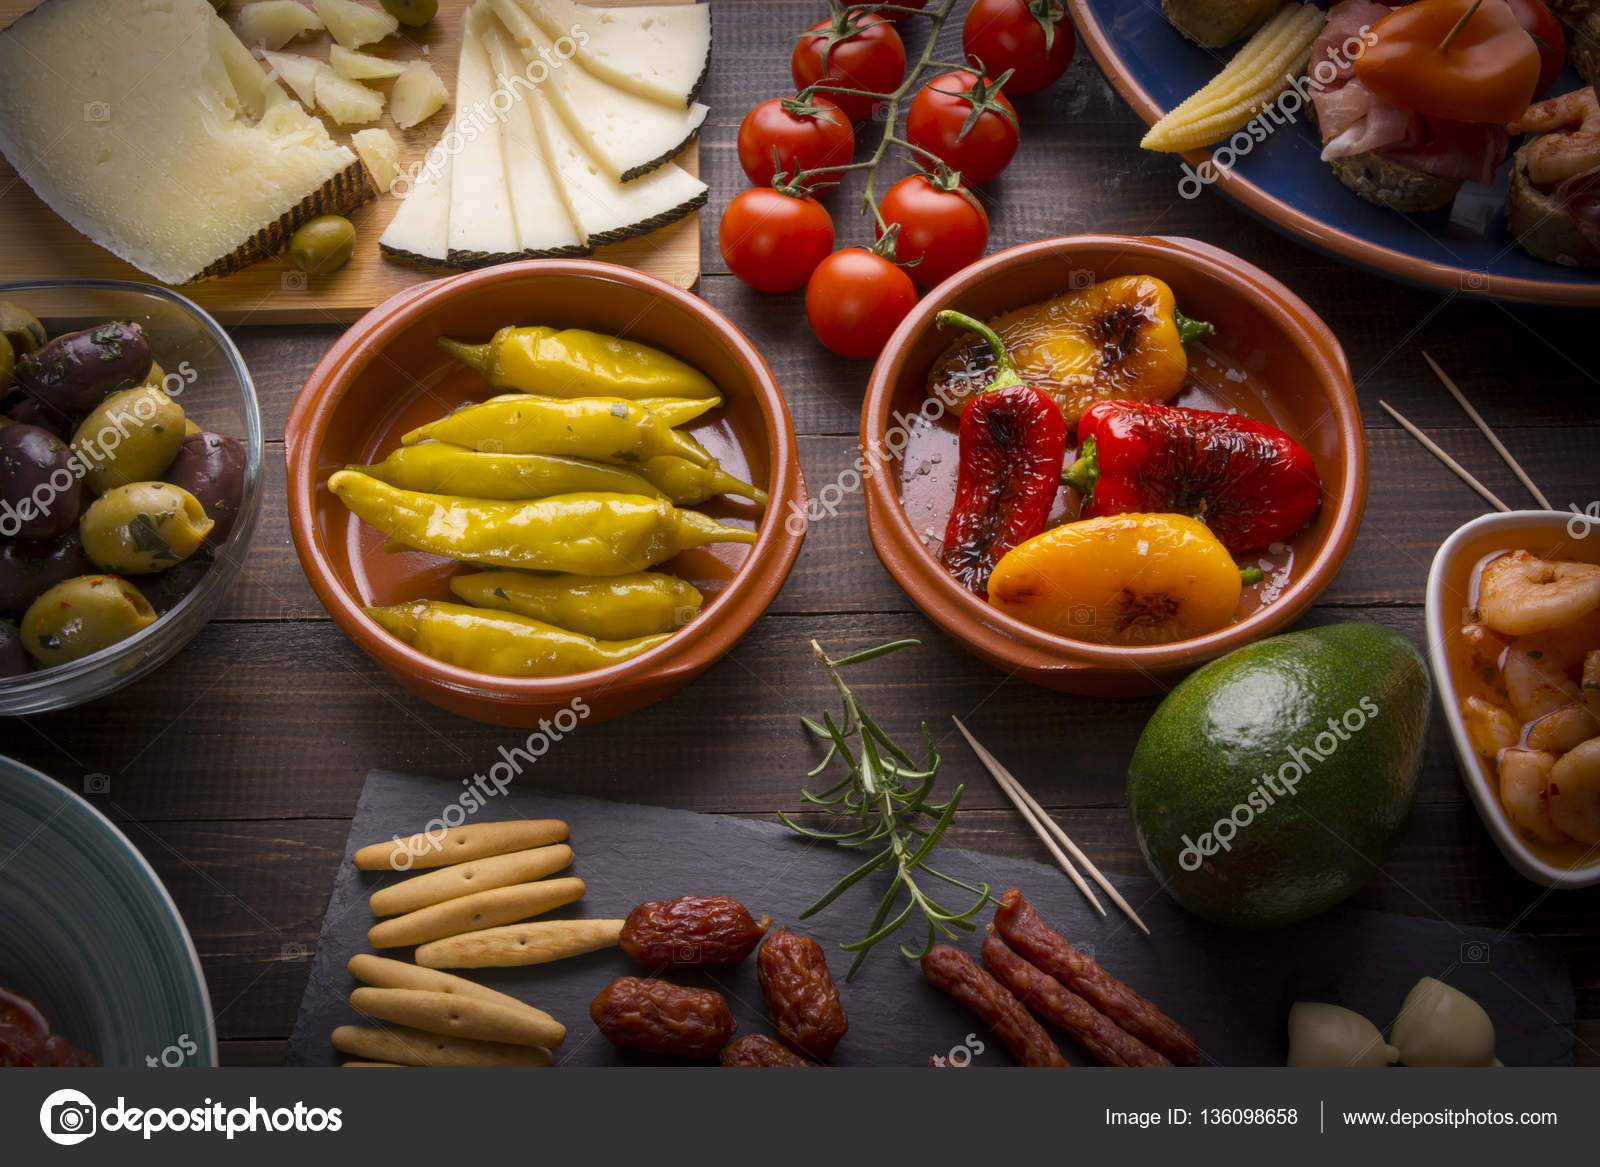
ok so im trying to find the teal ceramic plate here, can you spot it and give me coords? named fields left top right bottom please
left=0, top=756, right=214, bottom=1067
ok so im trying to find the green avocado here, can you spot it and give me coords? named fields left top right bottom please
left=1127, top=623, right=1431, bottom=929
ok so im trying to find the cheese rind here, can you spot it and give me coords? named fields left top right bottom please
left=516, top=0, right=711, bottom=109
left=0, top=0, right=371, bottom=285
left=488, top=0, right=706, bottom=181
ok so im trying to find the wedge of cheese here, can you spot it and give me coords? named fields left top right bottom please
left=487, top=0, right=706, bottom=181
left=448, top=11, right=524, bottom=267
left=482, top=23, right=587, bottom=258
left=516, top=0, right=711, bottom=109
left=379, top=121, right=455, bottom=265
left=0, top=0, right=372, bottom=284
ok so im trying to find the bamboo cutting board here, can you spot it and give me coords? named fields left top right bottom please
left=0, top=0, right=702, bottom=325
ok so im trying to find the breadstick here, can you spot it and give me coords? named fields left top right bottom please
left=347, top=954, right=535, bottom=1012
left=368, top=877, right=586, bottom=948
left=350, top=988, right=566, bottom=1048
left=330, top=1024, right=552, bottom=1067
left=368, top=844, right=572, bottom=917
left=415, top=919, right=625, bottom=969
left=354, top=820, right=569, bottom=871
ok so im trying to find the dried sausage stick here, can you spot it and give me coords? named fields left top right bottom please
left=921, top=945, right=1068, bottom=1067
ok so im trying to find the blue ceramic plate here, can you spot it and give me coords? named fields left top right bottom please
left=0, top=756, right=214, bottom=1067
left=1068, top=0, right=1600, bottom=306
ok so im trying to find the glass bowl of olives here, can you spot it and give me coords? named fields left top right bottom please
left=0, top=280, right=262, bottom=714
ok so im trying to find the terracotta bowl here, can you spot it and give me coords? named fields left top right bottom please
left=863, top=235, right=1366, bottom=696
left=287, top=261, right=806, bottom=727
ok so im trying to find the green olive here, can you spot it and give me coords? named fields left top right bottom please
left=72, top=384, right=187, bottom=495
left=0, top=300, right=47, bottom=357
left=290, top=215, right=357, bottom=275
left=142, top=360, right=165, bottom=391
left=80, top=482, right=214, bottom=575
left=21, top=574, right=156, bottom=665
left=0, top=332, right=13, bottom=393
left=381, top=0, right=437, bottom=27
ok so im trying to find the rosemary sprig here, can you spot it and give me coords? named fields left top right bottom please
left=780, top=638, right=992, bottom=979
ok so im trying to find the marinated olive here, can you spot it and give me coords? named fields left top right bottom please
left=0, top=333, right=13, bottom=394
left=80, top=482, right=213, bottom=575
left=0, top=618, right=31, bottom=677
left=0, top=531, right=95, bottom=612
left=290, top=216, right=357, bottom=275
left=5, top=396, right=74, bottom=442
left=72, top=384, right=186, bottom=495
left=138, top=554, right=213, bottom=615
left=20, top=574, right=156, bottom=666
left=15, top=321, right=153, bottom=415
left=0, top=423, right=80, bottom=540
left=0, top=301, right=47, bottom=358
left=183, top=419, right=202, bottom=436
left=381, top=0, right=437, bottom=26
left=164, top=432, right=245, bottom=543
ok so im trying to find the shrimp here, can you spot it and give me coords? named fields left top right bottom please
left=1504, top=644, right=1584, bottom=722
left=1499, top=749, right=1565, bottom=844
left=1548, top=738, right=1600, bottom=846
left=1462, top=695, right=1520, bottom=762
left=1476, top=550, right=1600, bottom=636
left=1528, top=706, right=1600, bottom=754
left=1509, top=87, right=1600, bottom=185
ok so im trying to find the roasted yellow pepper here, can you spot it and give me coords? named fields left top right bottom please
left=327, top=471, right=756, bottom=574
left=438, top=326, right=721, bottom=400
left=368, top=600, right=670, bottom=677
left=403, top=396, right=714, bottom=468
left=356, top=443, right=765, bottom=507
left=986, top=513, right=1241, bottom=645
left=926, top=276, right=1207, bottom=425
left=450, top=570, right=703, bottom=640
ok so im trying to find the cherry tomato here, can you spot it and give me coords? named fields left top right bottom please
left=719, top=189, right=834, bottom=294
left=876, top=173, right=990, bottom=288
left=1504, top=0, right=1566, bottom=97
left=791, top=11, right=907, bottom=123
left=962, top=0, right=1075, bottom=95
left=905, top=71, right=1020, bottom=185
left=805, top=249, right=918, bottom=359
left=736, top=96, right=855, bottom=189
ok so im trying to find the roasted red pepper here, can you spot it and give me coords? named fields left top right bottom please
left=1062, top=400, right=1321, bottom=554
left=935, top=310, right=1067, bottom=597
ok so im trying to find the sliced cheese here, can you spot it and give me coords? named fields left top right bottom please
left=261, top=49, right=325, bottom=109
left=392, top=60, right=449, bottom=129
left=316, top=68, right=386, bottom=125
left=0, top=0, right=370, bottom=285
left=516, top=0, right=711, bottom=109
left=353, top=128, right=402, bottom=193
left=380, top=119, right=455, bottom=265
left=235, top=1, right=325, bottom=50
left=448, top=10, right=521, bottom=266
left=515, top=64, right=706, bottom=246
left=330, top=44, right=407, bottom=81
left=482, top=22, right=586, bottom=257
left=314, top=0, right=398, bottom=50
left=487, top=0, right=706, bottom=181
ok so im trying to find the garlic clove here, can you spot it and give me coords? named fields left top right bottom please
left=1391, top=977, right=1498, bottom=1067
left=1287, top=1002, right=1399, bottom=1067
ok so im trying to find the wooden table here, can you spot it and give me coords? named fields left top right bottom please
left=6, top=2, right=1596, bottom=1067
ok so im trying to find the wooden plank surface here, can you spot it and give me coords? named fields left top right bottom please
left=0, top=0, right=1596, bottom=1067
left=0, top=0, right=701, bottom=322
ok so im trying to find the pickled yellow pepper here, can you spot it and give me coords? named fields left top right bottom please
left=450, top=571, right=703, bottom=640
left=403, top=396, right=714, bottom=468
left=327, top=471, right=756, bottom=574
left=368, top=601, right=670, bottom=677
left=481, top=394, right=721, bottom=428
left=437, top=326, right=721, bottom=400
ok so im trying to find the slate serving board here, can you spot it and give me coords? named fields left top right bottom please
left=287, top=770, right=1574, bottom=1067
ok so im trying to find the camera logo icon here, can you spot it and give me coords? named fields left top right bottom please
left=40, top=1088, right=97, bottom=1146
left=1460, top=940, right=1490, bottom=964
left=1460, top=271, right=1490, bottom=291
left=1068, top=268, right=1096, bottom=291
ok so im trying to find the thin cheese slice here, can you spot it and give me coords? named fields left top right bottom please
left=481, top=23, right=586, bottom=257
left=379, top=119, right=455, bottom=265
left=0, top=0, right=370, bottom=285
left=516, top=0, right=711, bottom=109
left=488, top=0, right=706, bottom=181
left=448, top=8, right=522, bottom=266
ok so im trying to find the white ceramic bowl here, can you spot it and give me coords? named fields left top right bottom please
left=1425, top=509, right=1600, bottom=889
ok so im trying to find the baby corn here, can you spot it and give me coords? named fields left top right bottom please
left=1142, top=4, right=1327, bottom=153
